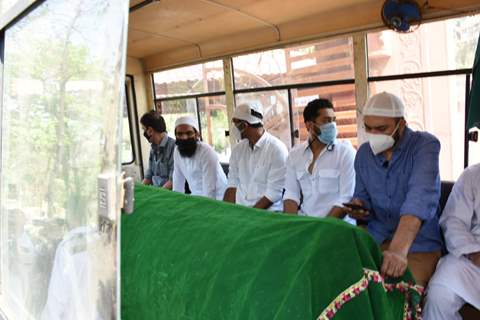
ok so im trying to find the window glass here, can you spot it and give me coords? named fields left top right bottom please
left=0, top=0, right=19, bottom=16
left=153, top=60, right=224, bottom=98
left=369, top=74, right=468, bottom=180
left=158, top=99, right=198, bottom=136
left=0, top=0, right=127, bottom=318
left=368, top=15, right=480, bottom=77
left=235, top=90, right=291, bottom=148
left=122, top=93, right=134, bottom=164
left=291, top=84, right=357, bottom=147
left=233, top=37, right=354, bottom=90
left=198, top=96, right=231, bottom=163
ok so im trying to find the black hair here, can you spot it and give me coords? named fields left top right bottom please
left=248, top=122, right=263, bottom=128
left=303, top=98, right=334, bottom=123
left=140, top=110, right=167, bottom=133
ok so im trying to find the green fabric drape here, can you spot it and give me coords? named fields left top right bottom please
left=468, top=34, right=480, bottom=130
left=121, top=185, right=420, bottom=320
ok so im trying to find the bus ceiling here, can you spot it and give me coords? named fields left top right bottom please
left=127, top=0, right=480, bottom=72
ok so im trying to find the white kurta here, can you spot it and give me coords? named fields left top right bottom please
left=227, top=131, right=288, bottom=211
left=283, top=140, right=356, bottom=219
left=424, top=163, right=480, bottom=319
left=172, top=141, right=227, bottom=200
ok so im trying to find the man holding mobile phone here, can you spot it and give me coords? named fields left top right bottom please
left=345, top=92, right=443, bottom=287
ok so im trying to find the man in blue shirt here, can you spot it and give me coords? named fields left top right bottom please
left=345, top=92, right=442, bottom=286
left=140, top=110, right=176, bottom=189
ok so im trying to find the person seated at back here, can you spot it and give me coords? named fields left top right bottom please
left=172, top=115, right=227, bottom=200
left=223, top=101, right=288, bottom=211
left=423, top=163, right=480, bottom=320
left=140, top=110, right=175, bottom=189
left=345, top=92, right=443, bottom=286
left=283, top=98, right=356, bottom=221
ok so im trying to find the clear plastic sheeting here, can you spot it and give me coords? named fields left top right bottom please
left=0, top=0, right=128, bottom=319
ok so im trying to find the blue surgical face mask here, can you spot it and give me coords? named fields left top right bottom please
left=315, top=122, right=337, bottom=145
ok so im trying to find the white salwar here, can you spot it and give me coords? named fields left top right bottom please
left=423, top=163, right=480, bottom=320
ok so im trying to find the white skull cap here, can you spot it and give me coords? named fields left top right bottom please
left=175, top=115, right=199, bottom=131
left=363, top=92, right=405, bottom=118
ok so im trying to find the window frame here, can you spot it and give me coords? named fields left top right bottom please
left=122, top=74, right=142, bottom=167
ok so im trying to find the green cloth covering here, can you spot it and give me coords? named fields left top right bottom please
left=468, top=34, right=480, bottom=130
left=121, top=185, right=420, bottom=320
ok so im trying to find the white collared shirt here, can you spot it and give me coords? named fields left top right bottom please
left=227, top=131, right=288, bottom=211
left=173, top=141, right=227, bottom=200
left=283, top=140, right=356, bottom=218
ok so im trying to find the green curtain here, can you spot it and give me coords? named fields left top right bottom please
left=121, top=185, right=421, bottom=320
left=468, top=34, right=480, bottom=130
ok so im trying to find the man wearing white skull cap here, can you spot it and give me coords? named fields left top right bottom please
left=172, top=115, right=227, bottom=200
left=344, top=92, right=443, bottom=286
left=223, top=101, right=288, bottom=211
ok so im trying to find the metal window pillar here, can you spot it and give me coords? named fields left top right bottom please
left=223, top=57, right=236, bottom=147
left=353, top=33, right=368, bottom=145
left=465, top=74, right=471, bottom=168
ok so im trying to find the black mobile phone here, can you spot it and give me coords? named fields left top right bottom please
left=342, top=203, right=367, bottom=211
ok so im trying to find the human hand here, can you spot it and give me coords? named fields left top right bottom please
left=343, top=199, right=370, bottom=220
left=381, top=250, right=408, bottom=278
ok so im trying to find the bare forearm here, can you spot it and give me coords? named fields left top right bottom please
left=389, top=215, right=422, bottom=255
left=327, top=206, right=346, bottom=219
left=253, top=196, right=273, bottom=210
left=223, top=188, right=236, bottom=203
left=283, top=200, right=299, bottom=214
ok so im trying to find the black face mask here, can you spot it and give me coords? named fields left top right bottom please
left=176, top=138, right=198, bottom=157
left=143, top=130, right=151, bottom=142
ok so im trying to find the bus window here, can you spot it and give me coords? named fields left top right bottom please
left=122, top=93, right=134, bottom=164
left=367, top=15, right=480, bottom=77
left=153, top=60, right=226, bottom=155
left=153, top=60, right=224, bottom=98
left=198, top=95, right=231, bottom=163
left=233, top=38, right=354, bottom=89
left=158, top=99, right=198, bottom=136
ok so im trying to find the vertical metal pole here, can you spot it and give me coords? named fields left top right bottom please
left=148, top=72, right=156, bottom=110
left=287, top=88, right=295, bottom=147
left=353, top=33, right=369, bottom=145
left=464, top=74, right=471, bottom=169
left=195, top=96, right=203, bottom=141
left=0, top=30, right=4, bottom=293
left=223, top=57, right=236, bottom=147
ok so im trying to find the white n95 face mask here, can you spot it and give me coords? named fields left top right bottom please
left=366, top=122, right=400, bottom=155
left=230, top=125, right=243, bottom=142
left=365, top=133, right=395, bottom=155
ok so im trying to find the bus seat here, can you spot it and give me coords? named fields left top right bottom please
left=221, top=163, right=229, bottom=177
left=439, top=181, right=454, bottom=214
left=460, top=304, right=480, bottom=320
